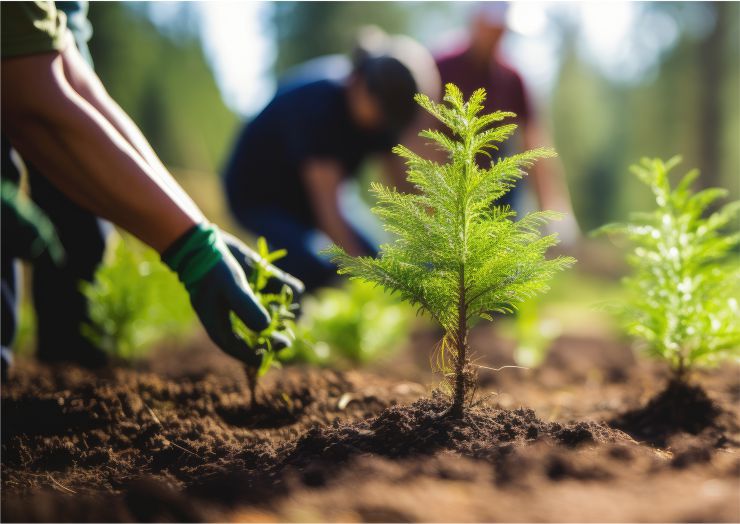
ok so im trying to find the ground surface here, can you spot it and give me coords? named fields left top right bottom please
left=2, top=329, right=739, bottom=522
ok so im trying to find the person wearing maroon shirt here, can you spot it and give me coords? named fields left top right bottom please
left=431, top=3, right=579, bottom=241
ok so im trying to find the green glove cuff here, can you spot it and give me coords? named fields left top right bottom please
left=162, top=222, right=224, bottom=295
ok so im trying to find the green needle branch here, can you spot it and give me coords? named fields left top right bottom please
left=596, top=157, right=740, bottom=381
left=328, top=84, right=575, bottom=417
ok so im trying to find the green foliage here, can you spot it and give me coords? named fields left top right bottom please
left=274, top=2, right=414, bottom=74
left=283, top=280, right=414, bottom=367
left=329, top=84, right=574, bottom=414
left=87, top=3, right=238, bottom=172
left=81, top=233, right=195, bottom=360
left=230, top=238, right=297, bottom=403
left=596, top=157, right=740, bottom=378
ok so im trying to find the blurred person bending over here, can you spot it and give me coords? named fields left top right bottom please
left=432, top=2, right=579, bottom=240
left=1, top=1, right=302, bottom=378
left=223, top=28, right=440, bottom=291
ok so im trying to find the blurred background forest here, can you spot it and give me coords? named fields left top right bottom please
left=86, top=1, right=739, bottom=233
left=12, top=1, right=740, bottom=362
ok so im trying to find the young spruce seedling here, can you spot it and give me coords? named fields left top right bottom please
left=231, top=237, right=297, bottom=408
left=329, top=84, right=574, bottom=417
left=597, top=157, right=740, bottom=381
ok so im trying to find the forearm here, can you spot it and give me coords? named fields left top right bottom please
left=524, top=124, right=574, bottom=213
left=523, top=123, right=580, bottom=244
left=315, top=207, right=367, bottom=257
left=60, top=45, right=202, bottom=219
left=2, top=53, right=201, bottom=252
left=302, top=159, right=367, bottom=257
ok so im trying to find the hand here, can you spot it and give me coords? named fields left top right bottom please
left=162, top=223, right=282, bottom=365
left=221, top=231, right=305, bottom=297
left=1, top=181, right=64, bottom=266
left=545, top=212, right=581, bottom=250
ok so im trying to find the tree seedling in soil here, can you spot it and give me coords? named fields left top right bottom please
left=328, top=84, right=574, bottom=417
left=596, top=157, right=740, bottom=382
left=231, top=237, right=298, bottom=409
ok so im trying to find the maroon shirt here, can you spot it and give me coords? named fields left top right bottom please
left=435, top=46, right=531, bottom=125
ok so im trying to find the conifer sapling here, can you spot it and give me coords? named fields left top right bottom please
left=232, top=237, right=297, bottom=408
left=597, top=157, right=740, bottom=381
left=328, top=84, right=575, bottom=417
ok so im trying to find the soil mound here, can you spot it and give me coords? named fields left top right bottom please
left=183, top=395, right=629, bottom=505
left=284, top=395, right=620, bottom=466
left=611, top=379, right=729, bottom=447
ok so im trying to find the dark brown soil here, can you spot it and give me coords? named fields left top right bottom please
left=2, top=334, right=739, bottom=522
left=611, top=378, right=735, bottom=448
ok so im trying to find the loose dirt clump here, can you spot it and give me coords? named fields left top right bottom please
left=611, top=378, right=733, bottom=447
left=282, top=396, right=620, bottom=465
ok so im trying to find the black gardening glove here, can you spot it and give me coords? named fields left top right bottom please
left=162, top=223, right=288, bottom=366
left=221, top=231, right=305, bottom=298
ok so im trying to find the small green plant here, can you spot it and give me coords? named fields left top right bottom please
left=284, top=280, right=414, bottom=367
left=596, top=157, right=740, bottom=381
left=231, top=237, right=297, bottom=408
left=81, top=232, right=195, bottom=360
left=328, top=84, right=574, bottom=417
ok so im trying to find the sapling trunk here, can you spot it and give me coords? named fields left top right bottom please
left=450, top=269, right=468, bottom=418
left=244, top=365, right=259, bottom=410
left=231, top=237, right=299, bottom=412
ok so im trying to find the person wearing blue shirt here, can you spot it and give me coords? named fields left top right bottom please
left=223, top=28, right=439, bottom=291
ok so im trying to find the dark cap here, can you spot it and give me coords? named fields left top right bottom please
left=352, top=27, right=440, bottom=133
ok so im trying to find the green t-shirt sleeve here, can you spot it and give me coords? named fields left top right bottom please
left=1, top=1, right=69, bottom=59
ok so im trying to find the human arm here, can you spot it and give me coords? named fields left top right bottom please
left=58, top=42, right=202, bottom=221
left=1, top=50, right=198, bottom=252
left=301, top=159, right=369, bottom=257
left=523, top=121, right=580, bottom=245
left=57, top=42, right=306, bottom=299
left=1, top=50, right=272, bottom=362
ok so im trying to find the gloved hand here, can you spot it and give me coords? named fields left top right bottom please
left=162, top=223, right=286, bottom=366
left=1, top=181, right=64, bottom=266
left=221, top=231, right=305, bottom=297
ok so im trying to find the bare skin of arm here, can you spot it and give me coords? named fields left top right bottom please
left=523, top=121, right=580, bottom=244
left=302, top=159, right=368, bottom=257
left=1, top=50, right=202, bottom=252
left=59, top=42, right=202, bottom=219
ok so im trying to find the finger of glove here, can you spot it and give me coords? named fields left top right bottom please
left=269, top=331, right=292, bottom=352
left=221, top=231, right=304, bottom=296
left=227, top=283, right=271, bottom=332
left=226, top=239, right=256, bottom=276
left=263, top=268, right=306, bottom=296
left=208, top=305, right=263, bottom=366
left=219, top=252, right=271, bottom=331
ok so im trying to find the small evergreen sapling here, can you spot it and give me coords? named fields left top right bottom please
left=231, top=237, right=297, bottom=408
left=328, top=84, right=574, bottom=417
left=597, top=157, right=740, bottom=380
